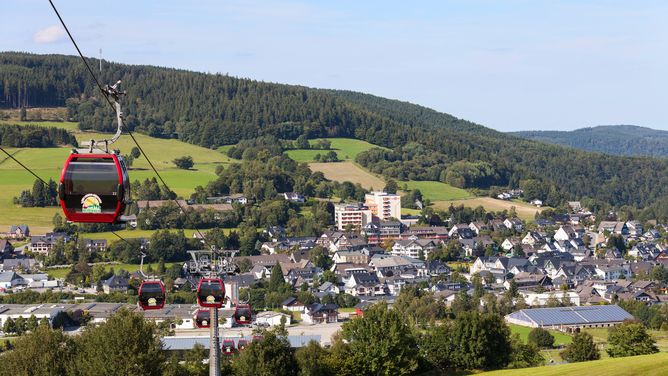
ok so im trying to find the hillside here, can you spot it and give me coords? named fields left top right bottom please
left=478, top=352, right=668, bottom=376
left=2, top=52, right=668, bottom=219
left=512, top=125, right=668, bottom=158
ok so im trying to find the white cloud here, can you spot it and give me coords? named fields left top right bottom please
left=33, top=25, right=66, bottom=44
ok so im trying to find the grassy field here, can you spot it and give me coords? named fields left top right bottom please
left=433, top=197, right=544, bottom=221
left=402, top=180, right=471, bottom=201
left=285, top=138, right=384, bottom=162
left=508, top=324, right=573, bottom=346
left=46, top=261, right=182, bottom=279
left=478, top=353, right=668, bottom=376
left=80, top=228, right=239, bottom=242
left=1, top=120, right=231, bottom=230
left=309, top=161, right=386, bottom=190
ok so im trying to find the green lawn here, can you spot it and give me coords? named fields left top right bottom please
left=478, top=352, right=668, bottom=376
left=508, top=324, right=573, bottom=346
left=46, top=261, right=181, bottom=279
left=285, top=138, right=385, bottom=162
left=401, top=180, right=471, bottom=201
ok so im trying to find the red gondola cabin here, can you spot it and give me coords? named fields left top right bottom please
left=194, top=309, right=211, bottom=328
left=197, top=278, right=225, bottom=308
left=237, top=339, right=248, bottom=351
left=58, top=152, right=130, bottom=223
left=234, top=303, right=252, bottom=325
left=138, top=280, right=166, bottom=310
left=222, top=339, right=236, bottom=356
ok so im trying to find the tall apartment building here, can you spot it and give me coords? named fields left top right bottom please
left=334, top=204, right=373, bottom=231
left=364, top=191, right=401, bottom=221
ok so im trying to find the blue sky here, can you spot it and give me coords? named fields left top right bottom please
left=2, top=0, right=667, bottom=131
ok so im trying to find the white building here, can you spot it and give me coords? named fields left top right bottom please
left=334, top=204, right=373, bottom=231
left=364, top=191, right=401, bottom=221
left=255, top=311, right=292, bottom=327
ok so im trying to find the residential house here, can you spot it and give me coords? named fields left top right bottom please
left=333, top=251, right=369, bottom=265
left=1, top=259, right=37, bottom=273
left=82, top=239, right=107, bottom=253
left=391, top=237, right=437, bottom=259
left=0, top=271, right=23, bottom=290
left=522, top=232, right=545, bottom=247
left=254, top=311, right=292, bottom=326
left=29, top=232, right=71, bottom=254
left=344, top=272, right=387, bottom=297
left=281, top=297, right=306, bottom=313
left=6, top=225, right=30, bottom=240
left=468, top=221, right=489, bottom=235
left=0, top=240, right=12, bottom=258
left=102, top=275, right=129, bottom=294
left=501, top=238, right=520, bottom=252
left=504, top=218, right=524, bottom=232
left=598, top=221, right=628, bottom=235
left=626, top=221, right=643, bottom=237
left=302, top=303, right=339, bottom=325
left=283, top=192, right=305, bottom=203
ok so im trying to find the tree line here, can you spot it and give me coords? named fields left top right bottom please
left=0, top=123, right=77, bottom=147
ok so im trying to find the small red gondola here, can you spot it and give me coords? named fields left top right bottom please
left=137, top=280, right=166, bottom=310
left=237, top=339, right=248, bottom=351
left=197, top=278, right=225, bottom=308
left=233, top=303, right=252, bottom=325
left=222, top=339, right=237, bottom=356
left=58, top=152, right=130, bottom=223
left=193, top=309, right=211, bottom=329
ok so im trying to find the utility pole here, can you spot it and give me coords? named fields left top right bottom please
left=209, top=307, right=220, bottom=376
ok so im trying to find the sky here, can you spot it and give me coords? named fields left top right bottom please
left=1, top=0, right=667, bottom=132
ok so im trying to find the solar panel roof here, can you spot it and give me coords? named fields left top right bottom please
left=507, top=305, right=633, bottom=326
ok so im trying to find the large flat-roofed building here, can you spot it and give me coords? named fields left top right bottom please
left=364, top=192, right=401, bottom=221
left=505, top=304, right=633, bottom=332
left=334, top=204, right=372, bottom=231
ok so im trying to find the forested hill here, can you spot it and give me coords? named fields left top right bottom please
left=512, top=125, right=668, bottom=158
left=1, top=52, right=668, bottom=219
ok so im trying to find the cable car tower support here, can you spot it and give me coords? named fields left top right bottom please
left=188, top=247, right=239, bottom=376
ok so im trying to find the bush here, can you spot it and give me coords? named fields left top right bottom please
left=173, top=155, right=194, bottom=169
left=528, top=327, right=555, bottom=348
left=560, top=332, right=599, bottom=363
left=607, top=322, right=659, bottom=358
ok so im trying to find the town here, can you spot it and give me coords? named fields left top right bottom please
left=2, top=191, right=665, bottom=351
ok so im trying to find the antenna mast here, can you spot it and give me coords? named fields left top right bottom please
left=99, top=48, right=102, bottom=73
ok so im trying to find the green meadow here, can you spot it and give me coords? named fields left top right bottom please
left=479, top=352, right=668, bottom=376
left=285, top=138, right=385, bottom=162
left=401, top=180, right=472, bottom=201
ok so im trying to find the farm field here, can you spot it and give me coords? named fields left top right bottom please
left=46, top=261, right=182, bottom=279
left=433, top=197, right=544, bottom=220
left=285, top=138, right=384, bottom=162
left=1, top=121, right=231, bottom=230
left=478, top=352, right=668, bottom=376
left=309, top=161, right=386, bottom=191
left=402, top=180, right=471, bottom=201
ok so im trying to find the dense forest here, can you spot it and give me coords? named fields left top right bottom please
left=2, top=52, right=668, bottom=218
left=512, top=125, right=668, bottom=158
left=0, top=123, right=77, bottom=147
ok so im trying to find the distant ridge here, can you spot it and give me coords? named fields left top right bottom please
left=511, top=125, right=668, bottom=158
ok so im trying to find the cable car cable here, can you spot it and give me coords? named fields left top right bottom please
left=48, top=0, right=210, bottom=245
